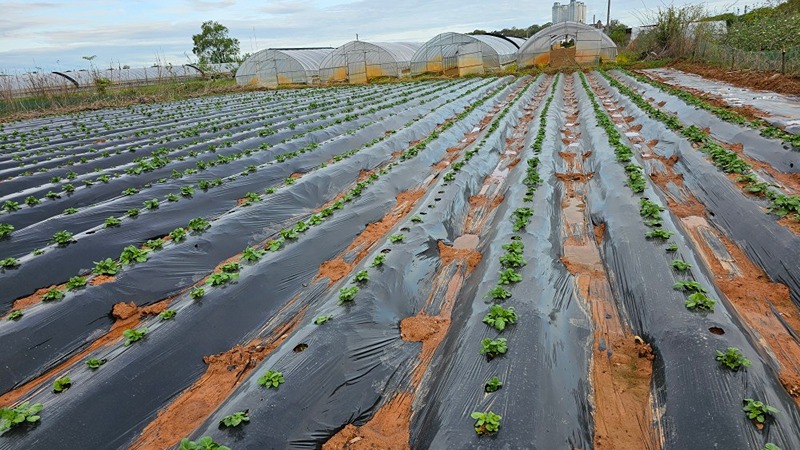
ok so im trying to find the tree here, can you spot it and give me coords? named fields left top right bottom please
left=192, top=21, right=240, bottom=65
left=607, top=20, right=630, bottom=47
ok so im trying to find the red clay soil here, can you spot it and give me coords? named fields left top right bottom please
left=670, top=62, right=800, bottom=97
left=436, top=241, right=482, bottom=272
left=321, top=393, right=413, bottom=450
left=89, top=275, right=116, bottom=286
left=8, top=285, right=61, bottom=312
left=0, top=300, right=169, bottom=406
left=318, top=258, right=352, bottom=283
left=130, top=309, right=304, bottom=450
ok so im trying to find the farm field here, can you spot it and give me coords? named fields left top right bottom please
left=1, top=71, right=800, bottom=449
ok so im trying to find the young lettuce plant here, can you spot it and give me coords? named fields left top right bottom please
left=0, top=257, right=19, bottom=269
left=52, top=230, right=74, bottom=246
left=179, top=436, right=230, bottom=450
left=66, top=276, right=87, bottom=291
left=338, top=286, right=359, bottom=304
left=497, top=269, right=522, bottom=285
left=0, top=223, right=13, bottom=239
left=471, top=411, right=501, bottom=435
left=715, top=347, right=751, bottom=371
left=190, top=287, right=205, bottom=299
left=169, top=227, right=187, bottom=242
left=499, top=252, right=526, bottom=268
left=207, top=272, right=238, bottom=286
left=145, top=238, right=165, bottom=251
left=389, top=233, right=405, bottom=243
left=122, top=327, right=148, bottom=346
left=52, top=376, right=71, bottom=393
left=0, top=402, right=43, bottom=434
left=482, top=305, right=518, bottom=331
left=743, top=399, right=778, bottom=425
left=220, top=411, right=249, bottom=428
left=487, top=286, right=512, bottom=301
left=241, top=246, right=266, bottom=262
left=159, top=309, right=176, bottom=320
left=85, top=358, right=107, bottom=369
left=119, top=246, right=149, bottom=265
left=371, top=254, right=386, bottom=267
left=42, top=288, right=65, bottom=302
left=353, top=270, right=369, bottom=283
left=673, top=281, right=706, bottom=293
left=188, top=218, right=210, bottom=233
left=104, top=216, right=122, bottom=228
left=685, top=292, right=715, bottom=311
left=8, top=310, right=24, bottom=321
left=314, top=315, right=332, bottom=325
left=258, top=370, right=285, bottom=389
left=93, top=258, right=120, bottom=275
left=480, top=338, right=508, bottom=359
left=484, top=376, right=503, bottom=393
left=646, top=229, right=673, bottom=240
left=671, top=260, right=692, bottom=271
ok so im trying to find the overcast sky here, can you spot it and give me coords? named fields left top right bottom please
left=0, top=0, right=743, bottom=73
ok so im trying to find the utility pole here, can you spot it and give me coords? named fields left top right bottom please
left=606, top=0, right=611, bottom=32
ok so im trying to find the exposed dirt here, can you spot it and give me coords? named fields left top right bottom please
left=594, top=223, right=606, bottom=245
left=8, top=285, right=61, bottom=312
left=322, top=393, right=413, bottom=450
left=89, top=275, right=116, bottom=286
left=130, top=308, right=304, bottom=450
left=669, top=62, right=800, bottom=98
left=318, top=258, right=352, bottom=283
left=437, top=241, right=482, bottom=271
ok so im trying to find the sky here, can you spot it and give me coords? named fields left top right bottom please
left=0, top=0, right=742, bottom=73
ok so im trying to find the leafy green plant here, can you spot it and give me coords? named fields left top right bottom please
left=104, top=216, right=122, bottom=228
left=143, top=199, right=160, bottom=210
left=267, top=238, right=284, bottom=251
left=0, top=401, right=43, bottom=433
left=52, top=376, right=71, bottom=393
left=169, top=227, right=187, bottom=242
left=258, top=370, right=285, bottom=388
left=499, top=252, right=526, bottom=268
left=8, top=310, right=23, bottom=320
left=122, top=327, right=148, bottom=346
left=85, top=358, right=106, bottom=369
left=371, top=254, right=386, bottom=267
left=32, top=248, right=44, bottom=256
left=338, top=286, right=359, bottom=304
left=673, top=281, right=706, bottom=293
left=484, top=376, right=503, bottom=393
left=220, top=411, right=249, bottom=428
left=715, top=347, right=751, bottom=371
left=308, top=214, right=324, bottom=225
left=497, top=269, right=522, bottom=285
left=482, top=305, right=518, bottom=332
left=42, top=288, right=65, bottom=302
left=411, top=215, right=422, bottom=223
left=93, top=258, right=120, bottom=275
left=487, top=286, right=512, bottom=301
left=207, top=272, right=238, bottom=286
left=666, top=244, right=678, bottom=252
left=480, top=337, right=508, bottom=359
left=685, top=292, right=715, bottom=311
left=122, top=188, right=139, bottom=196
left=159, top=309, right=176, bottom=320
left=389, top=234, right=405, bottom=243
left=220, top=262, right=241, bottom=273
left=511, top=207, right=534, bottom=231
left=314, top=315, right=332, bottom=325
left=762, top=444, right=781, bottom=450
left=0, top=223, right=13, bottom=239
left=188, top=217, right=210, bottom=232
left=502, top=241, right=524, bottom=254
left=353, top=270, right=369, bottom=283
left=145, top=238, right=165, bottom=251
left=241, top=246, right=266, bottom=262
left=471, top=411, right=501, bottom=435
left=743, top=399, right=778, bottom=424
left=127, top=208, right=140, bottom=217
left=181, top=186, right=195, bottom=197
left=119, top=246, right=149, bottom=265
left=66, top=276, right=87, bottom=291
left=671, top=260, right=691, bottom=271
left=279, top=228, right=298, bottom=240
left=179, top=436, right=230, bottom=450
left=24, top=196, right=40, bottom=206
left=2, top=201, right=21, bottom=212
left=190, top=287, right=205, bottom=299
left=646, top=229, right=673, bottom=240
left=52, top=230, right=74, bottom=246
left=0, top=257, right=19, bottom=269
left=64, top=207, right=79, bottom=215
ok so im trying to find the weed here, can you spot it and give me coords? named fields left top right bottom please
left=241, top=246, right=266, bottom=262
left=220, top=411, right=249, bottom=428
left=671, top=260, right=691, bottom=271
left=485, top=376, right=503, bottom=393
left=353, top=270, right=369, bottom=283
left=480, top=338, right=508, bottom=359
left=258, top=370, right=285, bottom=388
left=66, top=276, right=87, bottom=291
left=159, top=309, right=176, bottom=320
left=338, top=286, right=359, bottom=304
left=371, top=254, right=386, bottom=267
left=673, top=281, right=706, bottom=293
left=471, top=411, right=501, bottom=435
left=119, top=246, right=149, bottom=265
left=93, top=258, right=121, bottom=275
left=85, top=358, right=106, bottom=369
left=497, top=269, right=522, bottom=285
left=389, top=234, right=405, bottom=243
left=8, top=310, right=23, bottom=320
left=715, top=347, right=751, bottom=371
left=52, top=376, right=71, bottom=393
left=487, top=286, right=512, bottom=301
left=743, top=399, right=778, bottom=424
left=482, top=305, right=518, bottom=331
left=190, top=287, right=205, bottom=299
left=122, top=327, right=148, bottom=346
left=0, top=402, right=43, bottom=434
left=42, top=288, right=65, bottom=301
left=52, top=230, right=75, bottom=246
left=685, top=292, right=715, bottom=311
left=314, top=315, right=332, bottom=325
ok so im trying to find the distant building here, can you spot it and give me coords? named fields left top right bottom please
left=552, top=0, right=587, bottom=24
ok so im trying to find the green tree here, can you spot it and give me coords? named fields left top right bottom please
left=608, top=20, right=630, bottom=47
left=192, top=21, right=241, bottom=65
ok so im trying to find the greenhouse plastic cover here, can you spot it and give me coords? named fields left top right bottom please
left=517, top=21, right=617, bottom=67
left=235, top=48, right=334, bottom=87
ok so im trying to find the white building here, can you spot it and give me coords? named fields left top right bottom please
left=552, top=0, right=587, bottom=24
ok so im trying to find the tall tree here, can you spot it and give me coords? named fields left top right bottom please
left=192, top=21, right=241, bottom=65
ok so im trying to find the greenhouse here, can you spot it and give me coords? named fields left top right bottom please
left=410, top=32, right=524, bottom=76
left=60, top=66, right=203, bottom=88
left=517, top=21, right=617, bottom=68
left=235, top=48, right=334, bottom=88
left=318, top=41, right=422, bottom=84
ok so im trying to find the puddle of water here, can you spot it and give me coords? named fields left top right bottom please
left=453, top=234, right=479, bottom=250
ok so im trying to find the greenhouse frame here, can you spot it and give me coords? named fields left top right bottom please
left=517, top=21, right=617, bottom=68
left=235, top=48, right=333, bottom=88
left=318, top=41, right=422, bottom=84
left=410, top=32, right=525, bottom=76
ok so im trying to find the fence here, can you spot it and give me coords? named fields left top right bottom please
left=692, top=40, right=800, bottom=75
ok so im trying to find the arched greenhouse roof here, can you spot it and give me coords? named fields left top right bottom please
left=517, top=21, right=617, bottom=68
left=318, top=41, right=422, bottom=83
left=235, top=48, right=334, bottom=87
left=60, top=66, right=203, bottom=87
left=410, top=32, right=521, bottom=76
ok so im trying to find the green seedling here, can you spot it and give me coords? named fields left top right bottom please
left=66, top=276, right=87, bottom=291
left=485, top=376, right=503, bottom=393
left=258, top=370, right=285, bottom=389
left=0, top=401, right=43, bottom=434
left=314, top=315, right=332, bottom=325
left=104, top=216, right=121, bottom=228
left=0, top=223, right=13, bottom=238
left=188, top=218, right=210, bottom=232
left=502, top=241, right=524, bottom=254
left=482, top=305, right=518, bottom=332
left=241, top=246, right=266, bottom=262
left=499, top=252, right=526, bottom=268
left=480, top=337, right=508, bottom=359
left=85, top=358, right=106, bottom=369
left=220, top=411, right=249, bottom=428
left=743, top=399, right=778, bottom=424
left=338, top=286, right=359, bottom=304
left=646, top=229, right=673, bottom=240
left=179, top=436, right=230, bottom=450
left=32, top=249, right=44, bottom=256
left=64, top=208, right=79, bottom=215
left=371, top=254, right=386, bottom=267
left=498, top=269, right=522, bottom=284
left=25, top=196, right=40, bottom=206
left=169, top=227, right=187, bottom=242
left=181, top=186, right=195, bottom=197
left=308, top=214, right=324, bottom=225
left=145, top=238, right=165, bottom=251
left=715, top=347, right=751, bottom=371
left=52, top=376, right=71, bottom=393
left=122, top=327, right=148, bottom=346
left=159, top=309, right=176, bottom=320
left=685, top=292, right=715, bottom=311
left=166, top=193, right=180, bottom=202
left=267, top=238, right=284, bottom=251
left=411, top=215, right=422, bottom=223
left=8, top=310, right=23, bottom=321
left=207, top=272, right=238, bottom=286
left=0, top=257, right=19, bottom=269
left=2, top=201, right=21, bottom=212
left=119, top=246, right=149, bottom=265
left=487, top=286, right=512, bottom=301
left=143, top=199, right=159, bottom=210
left=353, top=270, right=369, bottom=283
left=220, top=262, right=241, bottom=273
left=671, top=260, right=691, bottom=271
left=673, top=281, right=706, bottom=293
left=471, top=411, right=501, bottom=435
left=279, top=228, right=298, bottom=240
left=190, top=287, right=205, bottom=299
left=389, top=234, right=405, bottom=243
left=127, top=208, right=140, bottom=217
left=42, top=288, right=65, bottom=302
left=666, top=244, right=679, bottom=252
left=52, top=230, right=74, bottom=246
left=763, top=444, right=781, bottom=450
left=93, top=258, right=121, bottom=275
left=294, top=221, right=309, bottom=233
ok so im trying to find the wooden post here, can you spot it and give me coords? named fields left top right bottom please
left=782, top=48, right=786, bottom=74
